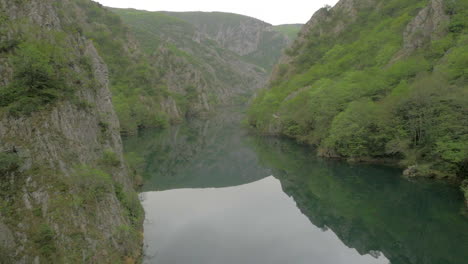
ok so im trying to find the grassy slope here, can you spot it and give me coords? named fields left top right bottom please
left=248, top=0, right=468, bottom=184
left=273, top=24, right=302, bottom=40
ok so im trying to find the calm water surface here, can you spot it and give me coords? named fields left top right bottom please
left=124, top=108, right=468, bottom=264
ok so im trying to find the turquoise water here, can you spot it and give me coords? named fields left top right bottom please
left=123, top=109, right=468, bottom=264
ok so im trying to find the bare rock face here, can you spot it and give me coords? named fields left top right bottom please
left=287, top=0, right=372, bottom=50
left=0, top=221, right=15, bottom=249
left=407, top=0, right=449, bottom=47
left=146, top=20, right=270, bottom=118
left=0, top=0, right=61, bottom=29
left=0, top=0, right=142, bottom=262
left=384, top=0, right=450, bottom=63
left=398, top=0, right=449, bottom=58
left=199, top=17, right=269, bottom=56
left=403, top=165, right=420, bottom=178
left=165, top=12, right=291, bottom=57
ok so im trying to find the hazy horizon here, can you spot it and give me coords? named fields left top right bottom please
left=92, top=0, right=340, bottom=25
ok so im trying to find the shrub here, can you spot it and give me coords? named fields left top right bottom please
left=114, top=183, right=143, bottom=227
left=33, top=224, right=56, bottom=258
left=100, top=149, right=121, bottom=167
left=72, top=166, right=112, bottom=201
left=0, top=152, right=21, bottom=175
left=0, top=40, right=72, bottom=115
left=114, top=224, right=140, bottom=257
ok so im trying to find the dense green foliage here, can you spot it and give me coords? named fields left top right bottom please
left=0, top=25, right=77, bottom=116
left=248, top=0, right=468, bottom=180
left=72, top=165, right=114, bottom=202
left=32, top=224, right=56, bottom=259
left=0, top=152, right=21, bottom=175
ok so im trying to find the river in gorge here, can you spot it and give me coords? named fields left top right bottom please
left=123, top=107, right=468, bottom=264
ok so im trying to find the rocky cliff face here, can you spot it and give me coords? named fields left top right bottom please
left=149, top=33, right=266, bottom=117
left=0, top=0, right=143, bottom=262
left=394, top=0, right=449, bottom=59
left=164, top=12, right=298, bottom=71
left=165, top=12, right=293, bottom=57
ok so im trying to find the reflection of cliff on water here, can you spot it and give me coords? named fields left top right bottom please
left=249, top=136, right=468, bottom=264
left=123, top=108, right=271, bottom=191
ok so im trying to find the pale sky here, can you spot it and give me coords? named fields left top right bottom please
left=93, top=0, right=340, bottom=25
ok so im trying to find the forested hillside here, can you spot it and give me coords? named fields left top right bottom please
left=248, top=0, right=467, bottom=198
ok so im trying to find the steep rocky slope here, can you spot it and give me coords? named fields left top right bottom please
left=161, top=12, right=300, bottom=71
left=109, top=9, right=299, bottom=129
left=74, top=2, right=180, bottom=135
left=0, top=0, right=143, bottom=262
left=248, top=0, right=467, bottom=200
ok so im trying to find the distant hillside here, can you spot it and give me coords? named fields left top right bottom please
left=273, top=24, right=302, bottom=40
left=160, top=11, right=299, bottom=71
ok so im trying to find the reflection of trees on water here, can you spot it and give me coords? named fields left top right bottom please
left=124, top=108, right=271, bottom=191
left=126, top=108, right=468, bottom=264
left=249, top=136, right=468, bottom=264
